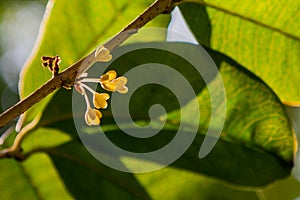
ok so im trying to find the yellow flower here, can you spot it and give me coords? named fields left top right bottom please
left=100, top=70, right=117, bottom=82
left=94, top=46, right=112, bottom=62
left=85, top=107, right=102, bottom=126
left=93, top=93, right=110, bottom=109
left=100, top=70, right=128, bottom=94
left=75, top=69, right=128, bottom=126
left=113, top=77, right=128, bottom=94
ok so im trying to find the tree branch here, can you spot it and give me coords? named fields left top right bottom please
left=0, top=0, right=181, bottom=128
left=0, top=0, right=182, bottom=159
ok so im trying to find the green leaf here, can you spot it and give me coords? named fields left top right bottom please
left=179, top=1, right=300, bottom=102
left=74, top=127, right=291, bottom=187
left=106, top=42, right=295, bottom=163
left=22, top=127, right=72, bottom=153
left=204, top=49, right=295, bottom=162
left=0, top=159, right=38, bottom=200
left=47, top=141, right=152, bottom=200
left=135, top=168, right=261, bottom=200
left=0, top=153, right=73, bottom=199
left=21, top=139, right=266, bottom=200
left=261, top=176, right=300, bottom=200
left=50, top=141, right=262, bottom=200
left=52, top=42, right=292, bottom=186
left=18, top=0, right=169, bottom=125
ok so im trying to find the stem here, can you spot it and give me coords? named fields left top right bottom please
left=0, top=126, right=14, bottom=145
left=0, top=75, right=63, bottom=128
left=0, top=0, right=180, bottom=129
left=0, top=116, right=40, bottom=159
left=81, top=84, right=94, bottom=95
left=79, top=78, right=101, bottom=83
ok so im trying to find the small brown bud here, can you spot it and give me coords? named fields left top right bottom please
left=41, top=55, right=61, bottom=76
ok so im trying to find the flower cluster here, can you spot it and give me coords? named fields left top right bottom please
left=75, top=46, right=128, bottom=126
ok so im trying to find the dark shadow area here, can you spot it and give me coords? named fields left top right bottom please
left=48, top=140, right=151, bottom=200
left=77, top=127, right=291, bottom=187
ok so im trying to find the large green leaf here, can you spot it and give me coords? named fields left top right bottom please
left=18, top=0, right=169, bottom=125
left=29, top=42, right=294, bottom=186
left=46, top=141, right=152, bottom=200
left=45, top=141, right=261, bottom=200
left=104, top=42, right=295, bottom=163
left=179, top=1, right=300, bottom=102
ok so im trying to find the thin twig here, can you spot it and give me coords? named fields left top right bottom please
left=0, top=0, right=182, bottom=158
left=0, top=115, right=40, bottom=159
left=0, top=126, right=14, bottom=145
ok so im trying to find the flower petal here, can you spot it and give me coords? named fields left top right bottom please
left=85, top=108, right=102, bottom=126
left=100, top=70, right=117, bottom=82
left=114, top=77, right=128, bottom=94
left=95, top=46, right=112, bottom=62
left=100, top=81, right=117, bottom=92
left=116, top=85, right=128, bottom=94
left=93, top=93, right=110, bottom=109
left=100, top=75, right=128, bottom=93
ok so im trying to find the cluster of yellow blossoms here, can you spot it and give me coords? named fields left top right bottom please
left=75, top=47, right=128, bottom=126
